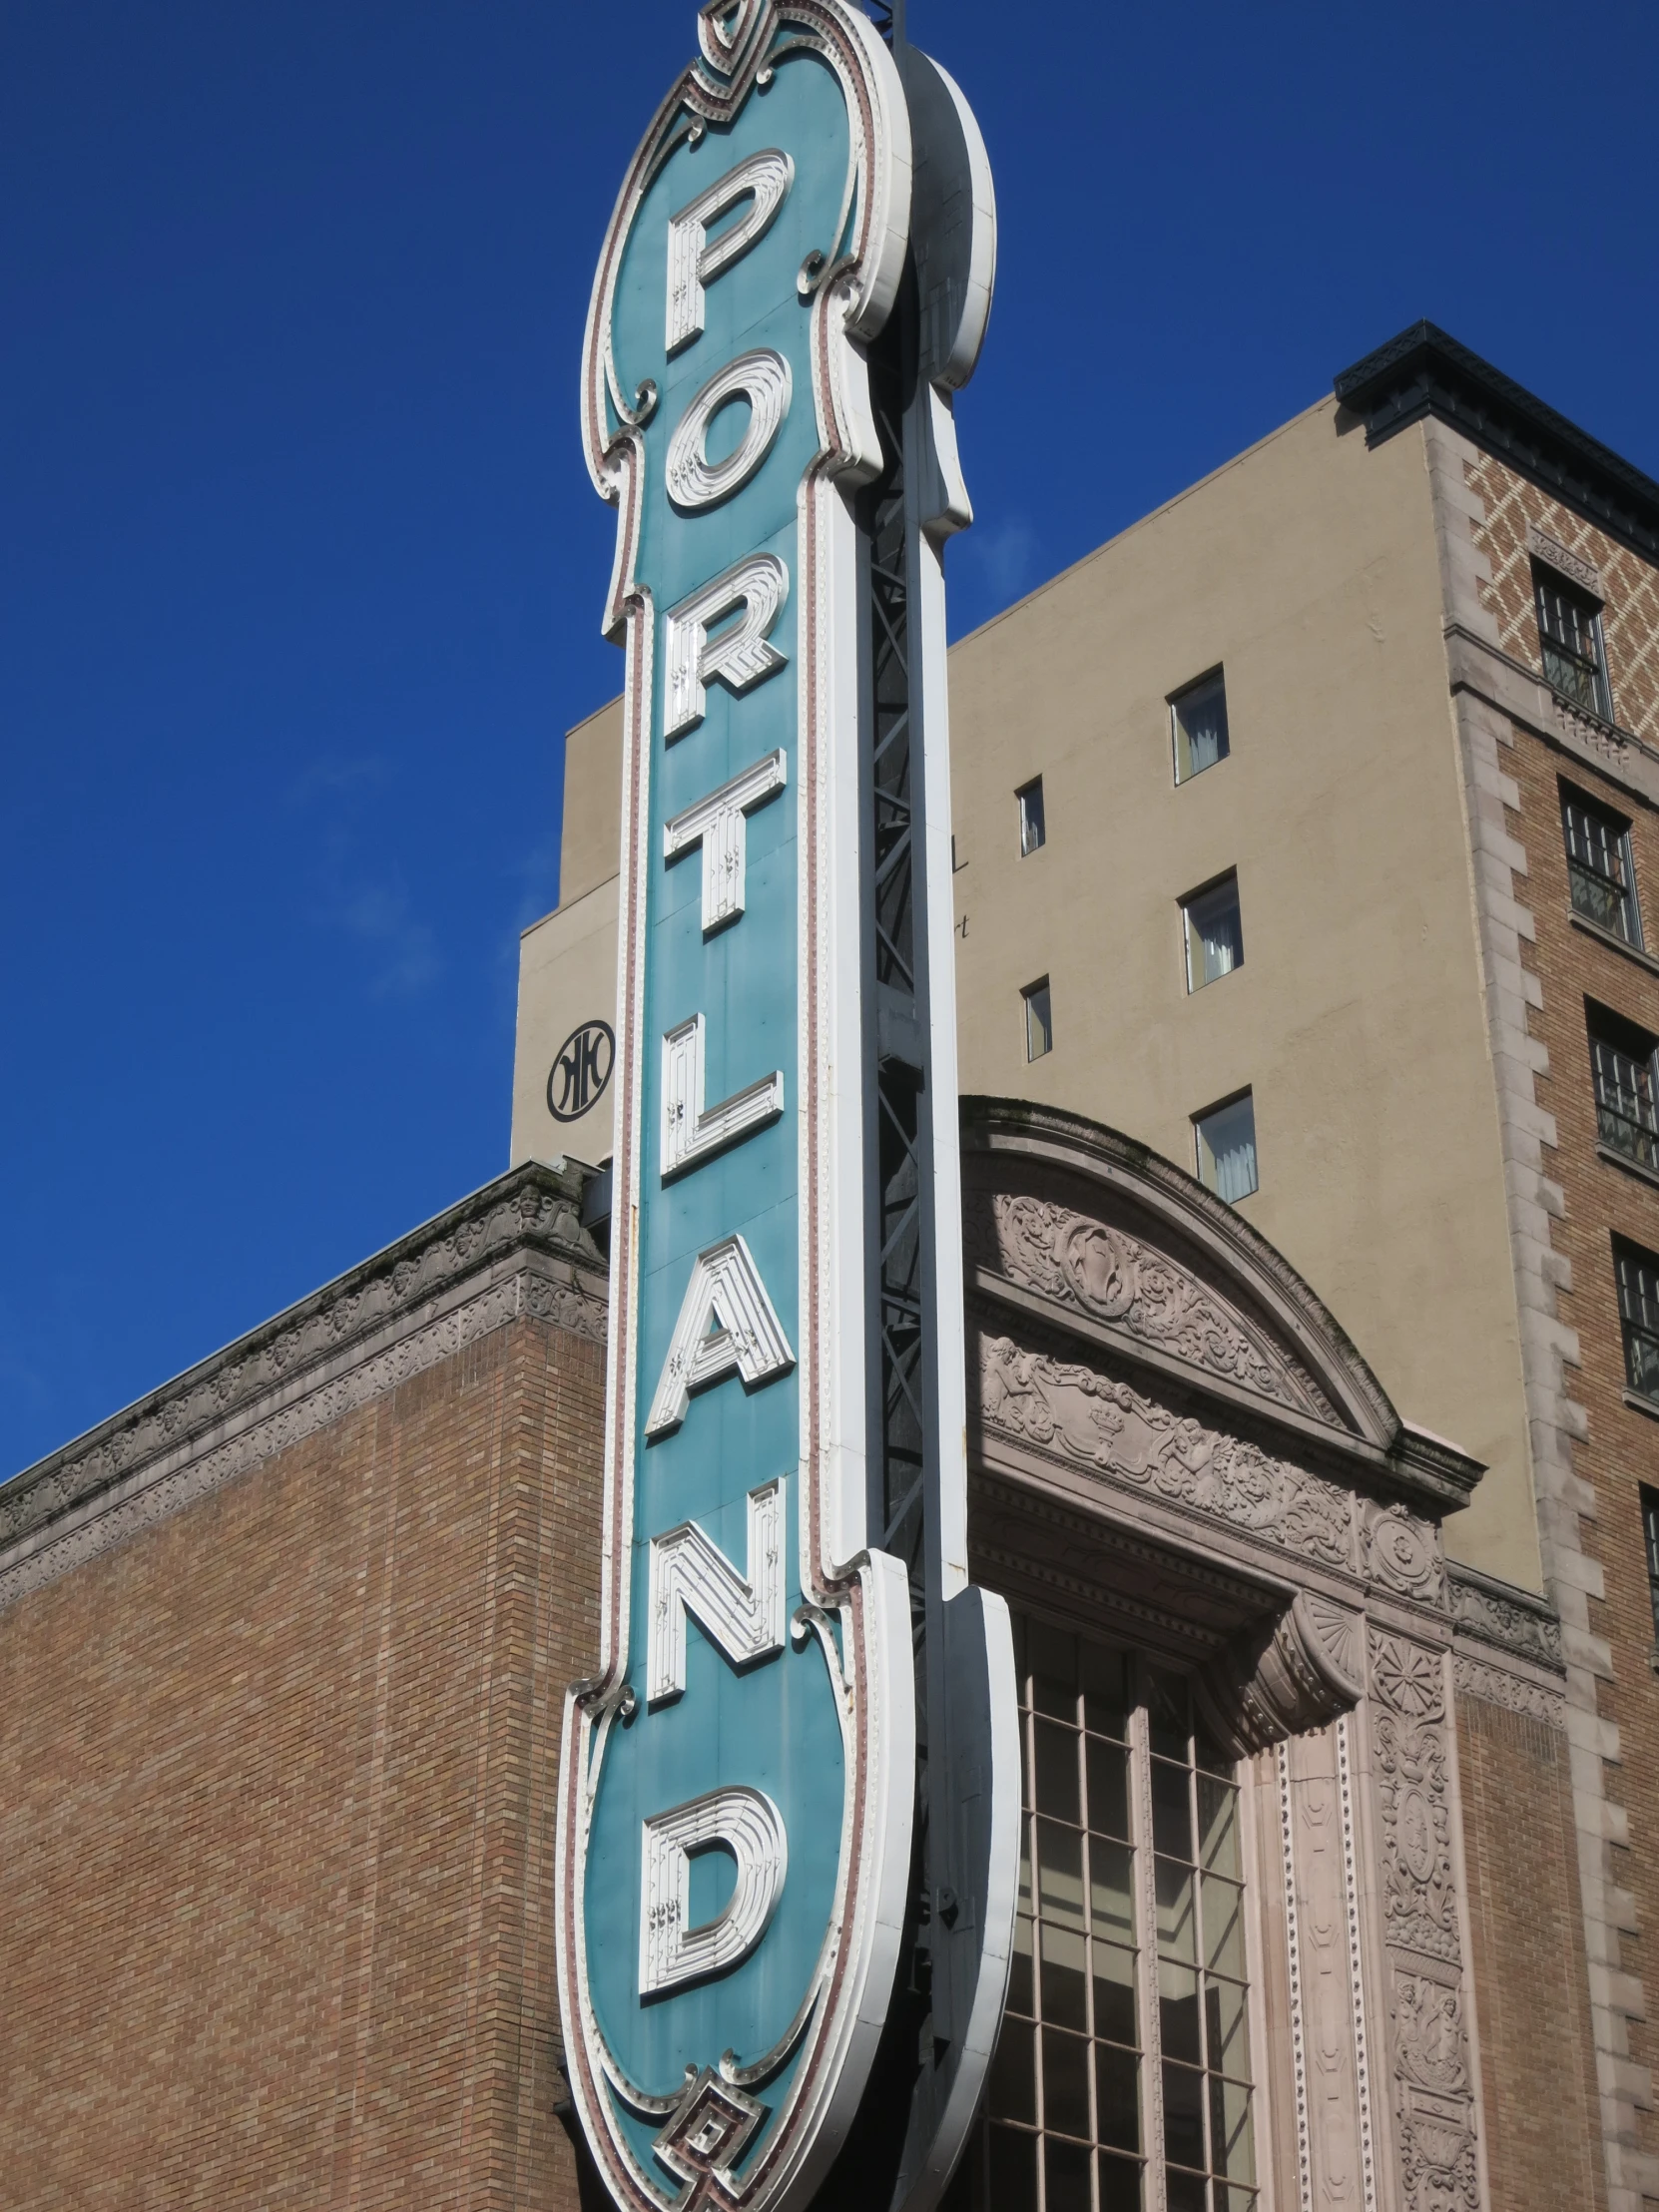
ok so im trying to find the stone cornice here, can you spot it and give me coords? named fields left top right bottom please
left=0, top=1161, right=608, bottom=1610
left=1335, top=320, right=1659, bottom=566
left=1447, top=1559, right=1565, bottom=1674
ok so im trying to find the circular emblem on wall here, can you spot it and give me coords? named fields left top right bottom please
left=547, top=1019, right=615, bottom=1124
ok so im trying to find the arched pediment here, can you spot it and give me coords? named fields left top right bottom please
left=961, top=1096, right=1481, bottom=1515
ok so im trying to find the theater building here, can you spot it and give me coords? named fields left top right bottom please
left=4, top=320, right=1657, bottom=2212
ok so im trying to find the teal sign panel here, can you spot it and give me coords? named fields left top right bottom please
left=556, top=9, right=919, bottom=2210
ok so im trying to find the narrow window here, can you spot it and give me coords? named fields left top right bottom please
left=1024, top=977, right=1053, bottom=1062
left=1641, top=1486, right=1659, bottom=1644
left=1617, top=1242, right=1659, bottom=1402
left=1588, top=1003, right=1659, bottom=1172
left=1562, top=783, right=1642, bottom=944
left=1182, top=873, right=1244, bottom=992
left=1018, top=778, right=1047, bottom=857
left=1171, top=671, right=1230, bottom=785
left=1194, top=1092, right=1258, bottom=1203
left=1535, top=563, right=1612, bottom=721
left=964, top=1615, right=1260, bottom=2212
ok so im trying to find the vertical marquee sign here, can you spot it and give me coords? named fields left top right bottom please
left=556, top=8, right=1017, bottom=2211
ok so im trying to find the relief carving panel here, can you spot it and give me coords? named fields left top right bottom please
left=1369, top=1632, right=1481, bottom=2212
left=973, top=1193, right=1338, bottom=1420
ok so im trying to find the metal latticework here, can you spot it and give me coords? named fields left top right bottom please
left=863, top=347, right=927, bottom=1643
left=860, top=0, right=904, bottom=46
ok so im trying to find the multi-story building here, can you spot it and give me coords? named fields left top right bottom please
left=513, top=322, right=1659, bottom=2208
left=5, top=319, right=1656, bottom=2212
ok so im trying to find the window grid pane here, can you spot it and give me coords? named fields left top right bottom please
left=978, top=1621, right=1257, bottom=2212
left=1589, top=1018, right=1659, bottom=1171
left=1563, top=789, right=1641, bottom=943
left=1618, top=1246, right=1659, bottom=1402
left=1536, top=568, right=1612, bottom=720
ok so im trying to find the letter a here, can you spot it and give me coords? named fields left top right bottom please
left=645, top=1233, right=795, bottom=1437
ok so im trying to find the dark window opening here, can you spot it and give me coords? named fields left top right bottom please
left=1018, top=778, right=1047, bottom=857
left=1171, top=672, right=1230, bottom=785
left=1536, top=564, right=1612, bottom=721
left=1589, top=1004, right=1659, bottom=1173
left=1617, top=1241, right=1659, bottom=1403
left=1562, top=784, right=1642, bottom=944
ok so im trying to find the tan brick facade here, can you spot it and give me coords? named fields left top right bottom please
left=1451, top=448, right=1659, bottom=2202
left=0, top=1171, right=606, bottom=2212
left=1456, top=1690, right=1606, bottom=2209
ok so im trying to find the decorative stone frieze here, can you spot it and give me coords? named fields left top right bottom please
left=972, top=1191, right=1338, bottom=1421
left=1368, top=1630, right=1483, bottom=2212
left=0, top=1160, right=608, bottom=1613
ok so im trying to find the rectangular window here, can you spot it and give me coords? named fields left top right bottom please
left=1535, top=563, right=1612, bottom=720
left=962, top=1615, right=1258, bottom=2212
left=1183, top=874, right=1245, bottom=992
left=1642, top=1486, right=1659, bottom=1644
left=1018, top=778, right=1048, bottom=857
left=1024, top=977, right=1054, bottom=1062
left=1588, top=1004, right=1659, bottom=1172
left=1194, top=1092, right=1258, bottom=1204
left=1171, top=671, right=1230, bottom=785
left=1562, top=783, right=1642, bottom=944
left=1618, top=1242, right=1659, bottom=1402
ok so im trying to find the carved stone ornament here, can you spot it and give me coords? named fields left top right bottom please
left=980, top=1332, right=1355, bottom=1558
left=0, top=1162, right=607, bottom=1611
left=1447, top=1563, right=1564, bottom=1670
left=1197, top=1591, right=1368, bottom=1757
left=975, top=1192, right=1339, bottom=1420
left=1369, top=1632, right=1481, bottom=2211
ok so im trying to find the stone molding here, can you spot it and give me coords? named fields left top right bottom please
left=976, top=1330, right=1450, bottom=1616
left=1427, top=418, right=1652, bottom=2210
left=1447, top=1559, right=1564, bottom=1669
left=1368, top=1631, right=1485, bottom=2212
left=962, top=1098, right=1406, bottom=1453
left=0, top=1161, right=608, bottom=1615
left=971, top=1189, right=1339, bottom=1422
left=1527, top=520, right=1607, bottom=602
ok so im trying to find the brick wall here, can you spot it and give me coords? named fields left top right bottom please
left=0, top=1311, right=604, bottom=2211
left=1466, top=452, right=1659, bottom=2198
left=1457, top=1691, right=1606, bottom=2208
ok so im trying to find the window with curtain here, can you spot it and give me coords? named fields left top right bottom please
left=1025, top=978, right=1054, bottom=1062
left=956, top=1614, right=1258, bottom=2212
left=1182, top=876, right=1244, bottom=992
left=1617, top=1242, right=1659, bottom=1403
left=1193, top=1094, right=1258, bottom=1205
left=1171, top=673, right=1230, bottom=786
left=1535, top=564, right=1612, bottom=720
left=1588, top=1004, right=1659, bottom=1172
left=1561, top=784, right=1642, bottom=944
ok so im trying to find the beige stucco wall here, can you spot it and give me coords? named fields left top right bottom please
left=512, top=398, right=1541, bottom=1588
left=510, top=875, right=620, bottom=1171
left=947, top=399, right=1535, bottom=1586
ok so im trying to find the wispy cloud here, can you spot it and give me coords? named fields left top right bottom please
left=282, top=755, right=391, bottom=810
left=337, top=880, right=443, bottom=999
left=967, top=517, right=1040, bottom=604
left=285, top=755, right=443, bottom=999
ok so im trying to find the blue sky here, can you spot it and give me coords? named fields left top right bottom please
left=4, top=0, right=1657, bottom=1472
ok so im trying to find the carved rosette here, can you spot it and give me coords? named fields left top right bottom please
left=1368, top=1632, right=1482, bottom=2212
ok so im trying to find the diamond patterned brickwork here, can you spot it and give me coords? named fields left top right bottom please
left=1466, top=452, right=1659, bottom=745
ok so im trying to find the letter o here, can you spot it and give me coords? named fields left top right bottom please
left=666, top=348, right=792, bottom=511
